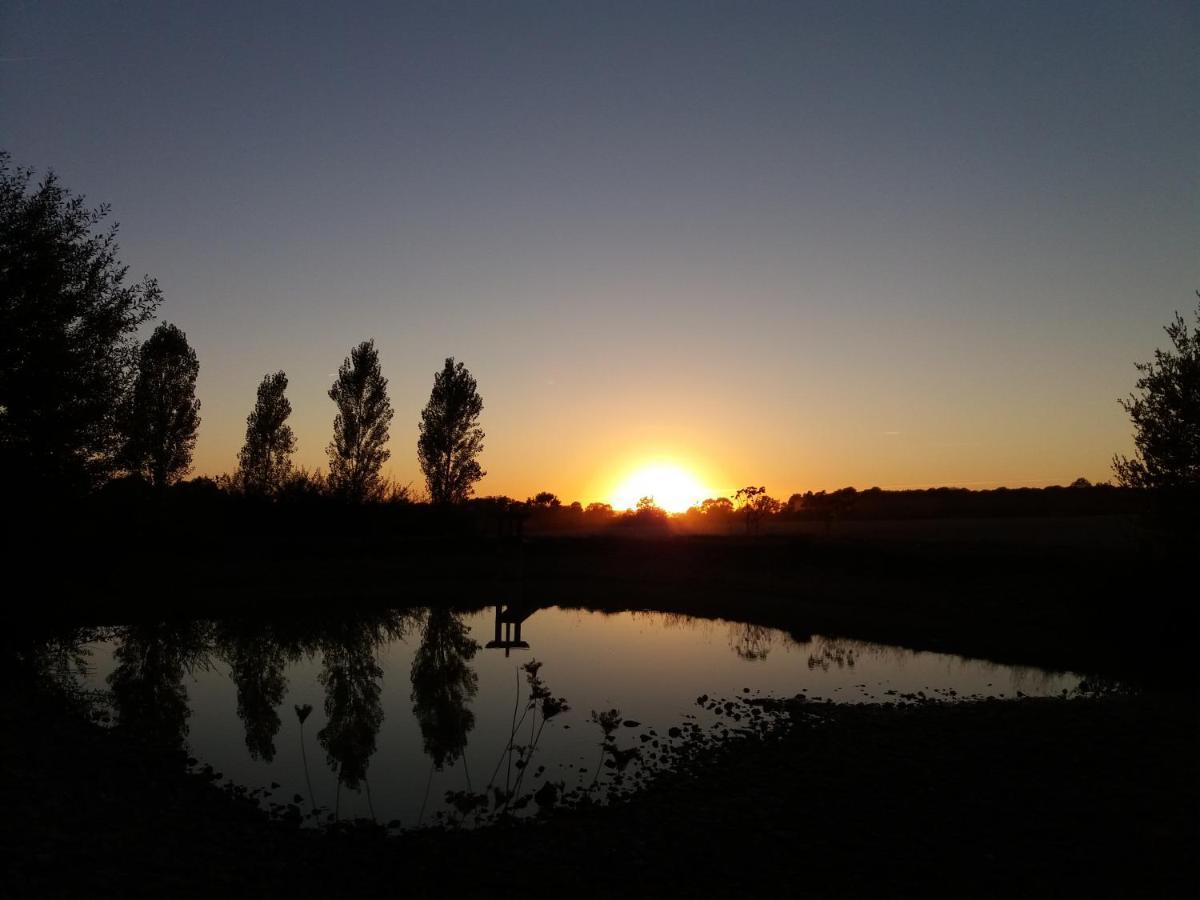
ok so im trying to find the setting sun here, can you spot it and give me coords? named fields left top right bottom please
left=610, top=463, right=716, bottom=513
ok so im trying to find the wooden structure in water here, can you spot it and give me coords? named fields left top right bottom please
left=485, top=603, right=536, bottom=656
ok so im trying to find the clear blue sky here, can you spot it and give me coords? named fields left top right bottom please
left=3, top=1, right=1196, bottom=501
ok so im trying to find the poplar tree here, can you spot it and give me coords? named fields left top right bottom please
left=123, top=322, right=201, bottom=488
left=417, top=357, right=485, bottom=504
left=236, top=371, right=296, bottom=496
left=327, top=340, right=393, bottom=502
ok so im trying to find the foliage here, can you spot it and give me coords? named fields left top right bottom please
left=698, top=496, right=734, bottom=516
left=235, top=371, right=296, bottom=496
left=791, top=487, right=857, bottom=531
left=528, top=491, right=561, bottom=508
left=0, top=153, right=161, bottom=496
left=734, top=485, right=781, bottom=533
left=122, top=322, right=201, bottom=488
left=1113, top=296, right=1200, bottom=492
left=327, top=339, right=393, bottom=502
left=417, top=357, right=486, bottom=504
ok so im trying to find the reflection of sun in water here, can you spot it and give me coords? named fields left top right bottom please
left=610, top=464, right=714, bottom=513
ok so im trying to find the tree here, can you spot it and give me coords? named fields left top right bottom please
left=0, top=153, right=161, bottom=497
left=236, top=372, right=296, bottom=496
left=699, top=496, right=734, bottom=516
left=1113, top=297, right=1200, bottom=492
left=734, top=485, right=782, bottom=534
left=327, top=339, right=393, bottom=502
left=528, top=491, right=561, bottom=509
left=417, top=357, right=485, bottom=504
left=634, top=496, right=667, bottom=521
left=122, top=322, right=200, bottom=488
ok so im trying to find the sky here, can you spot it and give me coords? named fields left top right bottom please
left=2, top=1, right=1196, bottom=505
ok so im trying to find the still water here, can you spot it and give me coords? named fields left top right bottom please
left=75, top=605, right=1081, bottom=828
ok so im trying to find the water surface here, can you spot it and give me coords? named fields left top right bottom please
left=75, top=605, right=1081, bottom=827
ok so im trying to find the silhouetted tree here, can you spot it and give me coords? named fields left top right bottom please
left=800, top=487, right=857, bottom=532
left=529, top=491, right=561, bottom=508
left=584, top=502, right=613, bottom=517
left=734, top=486, right=781, bottom=534
left=327, top=339, right=393, bottom=502
left=417, top=357, right=485, bottom=503
left=699, top=497, right=734, bottom=516
left=1113, top=296, right=1199, bottom=492
left=236, top=371, right=296, bottom=496
left=410, top=608, right=480, bottom=770
left=121, top=322, right=200, bottom=488
left=0, top=153, right=161, bottom=497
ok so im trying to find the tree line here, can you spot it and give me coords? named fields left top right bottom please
left=1, top=153, right=486, bottom=508
left=3, top=153, right=1196, bottom=522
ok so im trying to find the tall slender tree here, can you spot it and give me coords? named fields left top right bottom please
left=122, top=322, right=201, bottom=488
left=236, top=371, right=296, bottom=496
left=327, top=339, right=393, bottom=502
left=417, top=357, right=485, bottom=503
left=0, top=153, right=161, bottom=497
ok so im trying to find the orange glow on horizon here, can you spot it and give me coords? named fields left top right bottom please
left=608, top=462, right=719, bottom=513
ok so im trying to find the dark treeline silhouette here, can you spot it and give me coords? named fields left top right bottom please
left=456, top=481, right=1150, bottom=537
left=2, top=155, right=491, bottom=517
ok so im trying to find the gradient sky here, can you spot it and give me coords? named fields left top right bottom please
left=3, top=1, right=1196, bottom=504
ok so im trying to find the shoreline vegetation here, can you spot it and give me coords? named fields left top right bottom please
left=3, top=673, right=1193, bottom=899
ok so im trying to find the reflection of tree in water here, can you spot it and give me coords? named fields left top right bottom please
left=807, top=637, right=859, bottom=671
left=107, top=622, right=213, bottom=749
left=14, top=625, right=110, bottom=694
left=218, top=624, right=296, bottom=763
left=410, top=607, right=480, bottom=770
left=728, top=622, right=774, bottom=661
left=317, top=624, right=385, bottom=791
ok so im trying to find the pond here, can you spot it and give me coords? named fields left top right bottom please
left=72, top=605, right=1081, bottom=829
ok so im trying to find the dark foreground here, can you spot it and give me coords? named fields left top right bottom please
left=3, top=681, right=1194, bottom=899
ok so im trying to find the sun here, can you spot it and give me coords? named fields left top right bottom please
left=610, top=463, right=714, bottom=514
